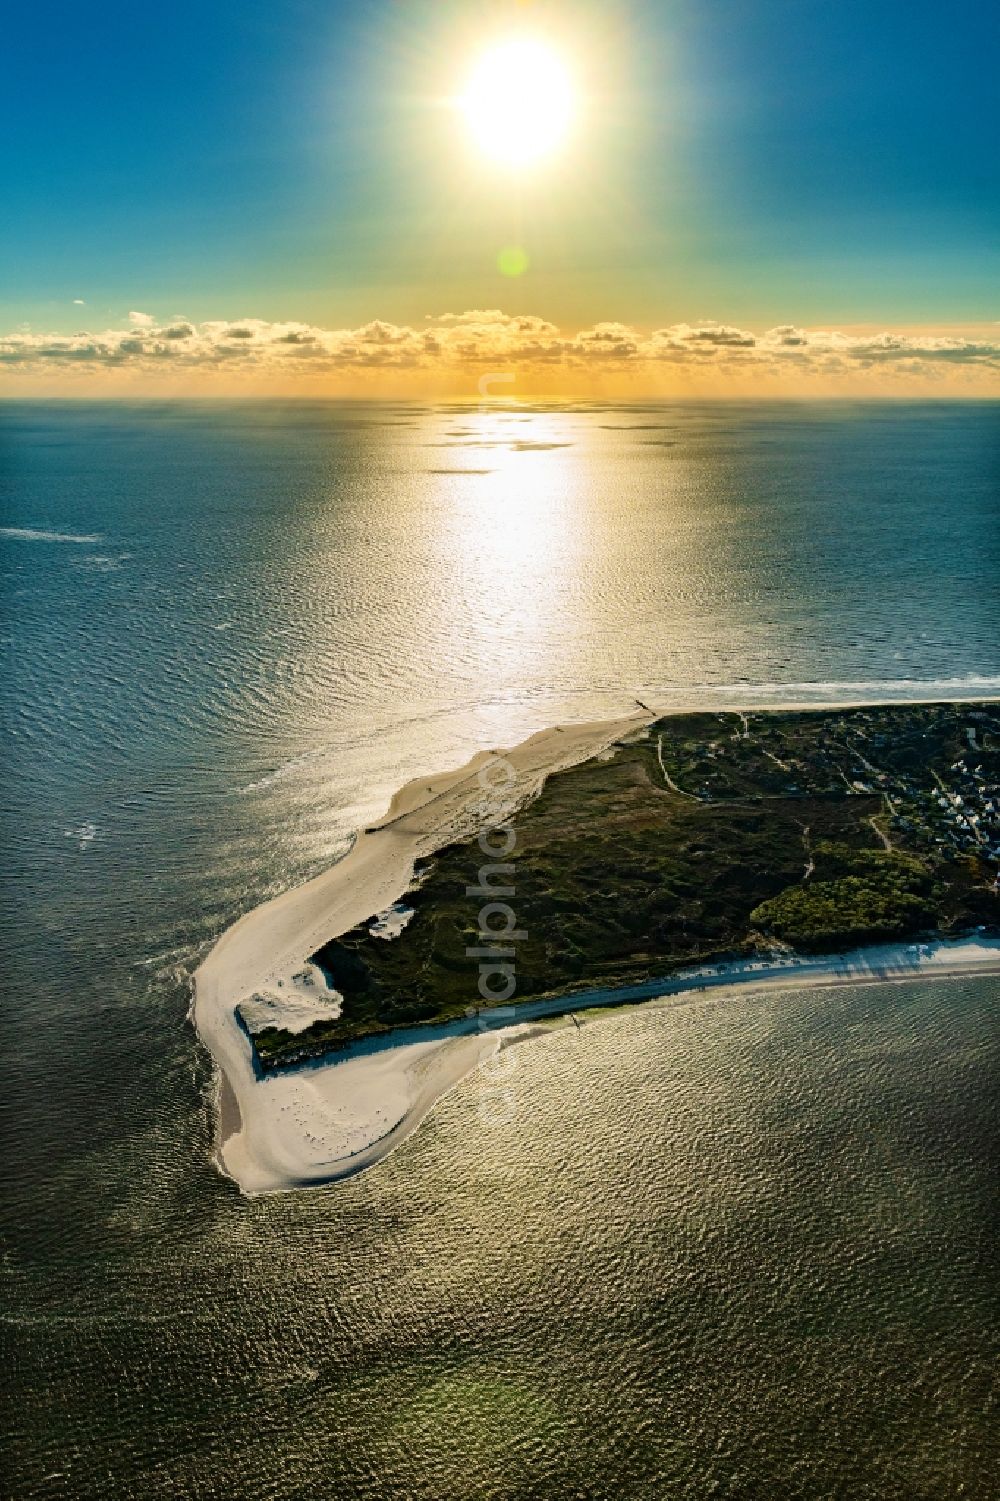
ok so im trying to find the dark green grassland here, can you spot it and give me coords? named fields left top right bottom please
left=250, top=704, right=998, bottom=1068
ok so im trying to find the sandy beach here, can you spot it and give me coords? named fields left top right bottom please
left=193, top=702, right=1000, bottom=1195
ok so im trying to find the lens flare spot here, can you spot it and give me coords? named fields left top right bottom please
left=497, top=245, right=530, bottom=277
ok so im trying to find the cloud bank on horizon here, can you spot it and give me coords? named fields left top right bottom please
left=3, top=309, right=998, bottom=393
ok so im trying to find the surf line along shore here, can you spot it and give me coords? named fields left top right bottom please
left=193, top=703, right=1000, bottom=1196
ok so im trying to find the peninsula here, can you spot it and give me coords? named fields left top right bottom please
left=194, top=701, right=999, bottom=1193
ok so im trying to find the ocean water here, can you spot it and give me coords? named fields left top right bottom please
left=2, top=400, right=999, bottom=1499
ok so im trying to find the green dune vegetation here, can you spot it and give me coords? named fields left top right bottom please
left=247, top=703, right=999, bottom=1069
left=750, top=846, right=935, bottom=950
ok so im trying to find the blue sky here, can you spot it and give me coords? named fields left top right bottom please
left=2, top=0, right=997, bottom=391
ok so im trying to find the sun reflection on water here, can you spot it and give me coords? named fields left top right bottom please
left=427, top=408, right=589, bottom=686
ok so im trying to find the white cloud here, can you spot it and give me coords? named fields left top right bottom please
left=1, top=311, right=997, bottom=385
left=72, top=299, right=85, bottom=306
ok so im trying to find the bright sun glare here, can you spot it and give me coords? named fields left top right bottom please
left=458, top=39, right=574, bottom=168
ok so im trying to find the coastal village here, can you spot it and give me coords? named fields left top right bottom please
left=662, top=704, right=1000, bottom=871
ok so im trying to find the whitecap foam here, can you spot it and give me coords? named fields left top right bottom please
left=64, top=821, right=97, bottom=851
left=2, top=527, right=102, bottom=544
left=640, top=675, right=1000, bottom=705
left=74, top=553, right=130, bottom=572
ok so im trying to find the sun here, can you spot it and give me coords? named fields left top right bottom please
left=458, top=38, right=574, bottom=168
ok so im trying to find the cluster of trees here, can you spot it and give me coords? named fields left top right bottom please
left=750, top=844, right=936, bottom=951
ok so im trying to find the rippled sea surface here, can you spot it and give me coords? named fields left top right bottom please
left=3, top=401, right=999, bottom=1499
